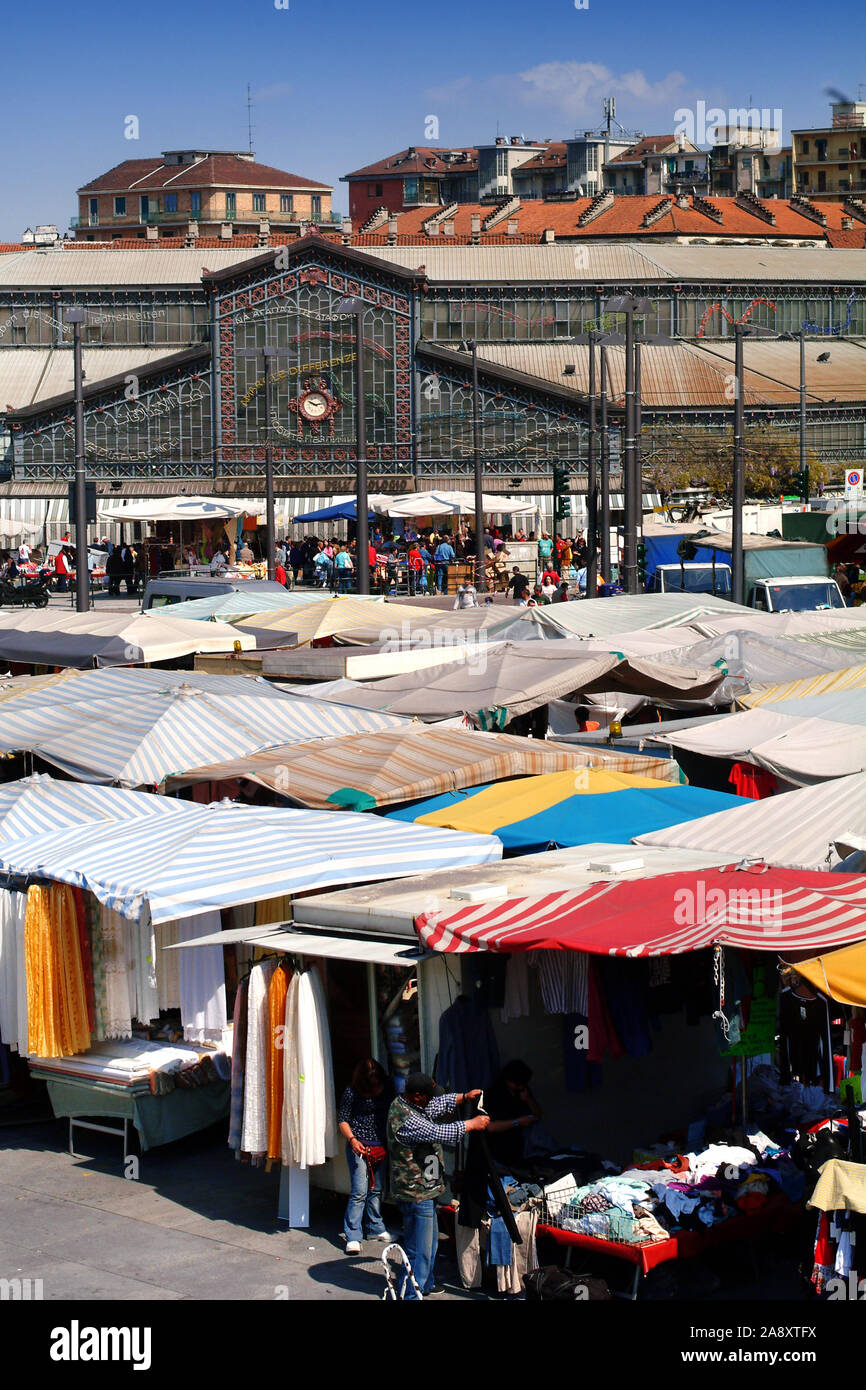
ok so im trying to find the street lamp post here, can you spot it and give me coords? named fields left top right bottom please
left=65, top=307, right=88, bottom=612
left=466, top=340, right=485, bottom=593
left=334, top=298, right=370, bottom=595
left=599, top=345, right=611, bottom=583
left=237, top=345, right=279, bottom=580
left=602, top=295, right=654, bottom=595
left=732, top=323, right=746, bottom=605
left=586, top=333, right=598, bottom=599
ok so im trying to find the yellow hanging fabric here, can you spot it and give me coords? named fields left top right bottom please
left=266, top=962, right=290, bottom=1162
left=24, top=884, right=91, bottom=1058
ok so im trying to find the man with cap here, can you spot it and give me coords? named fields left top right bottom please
left=387, top=1072, right=489, bottom=1298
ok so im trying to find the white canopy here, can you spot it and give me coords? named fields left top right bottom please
left=0, top=609, right=256, bottom=667
left=96, top=494, right=252, bottom=522
left=635, top=771, right=866, bottom=872
left=384, top=490, right=537, bottom=518
left=651, top=707, right=866, bottom=784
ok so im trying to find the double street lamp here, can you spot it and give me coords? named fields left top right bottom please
left=601, top=295, right=655, bottom=595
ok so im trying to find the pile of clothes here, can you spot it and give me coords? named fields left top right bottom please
left=543, top=1136, right=805, bottom=1246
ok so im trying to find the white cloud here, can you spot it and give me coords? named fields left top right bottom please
left=517, top=61, right=689, bottom=121
left=253, top=83, right=292, bottom=103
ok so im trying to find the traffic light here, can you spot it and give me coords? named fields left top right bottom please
left=553, top=464, right=570, bottom=525
left=793, top=466, right=810, bottom=503
left=637, top=540, right=648, bottom=585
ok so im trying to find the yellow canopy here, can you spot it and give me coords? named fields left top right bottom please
left=234, top=597, right=431, bottom=646
left=786, top=939, right=866, bottom=1007
left=416, top=767, right=672, bottom=835
left=739, top=663, right=866, bottom=708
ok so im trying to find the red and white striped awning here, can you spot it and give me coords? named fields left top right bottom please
left=415, top=865, right=866, bottom=957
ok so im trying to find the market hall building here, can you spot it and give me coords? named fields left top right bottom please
left=1, top=234, right=866, bottom=532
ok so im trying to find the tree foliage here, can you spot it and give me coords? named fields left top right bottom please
left=640, top=424, right=830, bottom=498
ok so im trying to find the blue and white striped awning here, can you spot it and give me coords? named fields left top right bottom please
left=0, top=666, right=290, bottom=708
left=0, top=800, right=502, bottom=923
left=0, top=682, right=407, bottom=785
left=0, top=773, right=188, bottom=843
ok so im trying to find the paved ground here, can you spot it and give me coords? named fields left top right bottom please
left=0, top=1109, right=812, bottom=1303
left=0, top=1113, right=481, bottom=1302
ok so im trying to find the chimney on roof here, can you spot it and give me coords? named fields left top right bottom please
left=407, top=146, right=418, bottom=159
left=676, top=188, right=689, bottom=209
left=342, top=218, right=353, bottom=245
left=387, top=216, right=399, bottom=245
left=257, top=218, right=270, bottom=246
left=220, top=222, right=233, bottom=240
left=426, top=222, right=440, bottom=237
left=507, top=219, right=520, bottom=236
left=145, top=224, right=158, bottom=241
left=442, top=219, right=455, bottom=237
left=184, top=220, right=199, bottom=246
left=842, top=216, right=855, bottom=229
left=542, top=228, right=555, bottom=243
left=496, top=137, right=507, bottom=146
left=470, top=213, right=481, bottom=244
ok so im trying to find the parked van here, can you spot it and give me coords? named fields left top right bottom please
left=142, top=578, right=287, bottom=610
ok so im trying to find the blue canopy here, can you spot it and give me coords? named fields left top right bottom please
left=293, top=500, right=375, bottom=523
left=388, top=783, right=746, bottom=853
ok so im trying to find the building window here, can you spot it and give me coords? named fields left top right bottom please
left=89, top=198, right=98, bottom=226
left=253, top=193, right=266, bottom=212
left=139, top=195, right=150, bottom=222
left=403, top=177, right=419, bottom=203
left=801, top=139, right=809, bottom=154
left=586, top=147, right=597, bottom=171
left=165, top=193, right=177, bottom=213
left=190, top=192, right=201, bottom=214
left=113, top=196, right=126, bottom=216
left=376, top=182, right=383, bottom=196
left=311, top=195, right=321, bottom=219
left=280, top=193, right=293, bottom=214
left=225, top=192, right=236, bottom=217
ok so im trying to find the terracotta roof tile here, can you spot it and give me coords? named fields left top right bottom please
left=344, top=148, right=479, bottom=179
left=78, top=155, right=330, bottom=194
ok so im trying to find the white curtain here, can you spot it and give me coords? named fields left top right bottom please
left=97, top=907, right=133, bottom=1041
left=242, top=958, right=277, bottom=1159
left=176, top=911, right=227, bottom=1045
left=0, top=889, right=27, bottom=1053
left=281, top=972, right=301, bottom=1166
left=127, top=907, right=159, bottom=1026
left=284, top=965, right=338, bottom=1170
left=156, top=920, right=180, bottom=1011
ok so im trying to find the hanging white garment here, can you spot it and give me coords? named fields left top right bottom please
left=15, top=895, right=28, bottom=1055
left=501, top=953, right=530, bottom=1024
left=132, top=908, right=159, bottom=1025
left=156, top=920, right=180, bottom=1011
left=176, top=912, right=227, bottom=1045
left=0, top=890, right=26, bottom=1052
left=281, top=972, right=301, bottom=1166
left=241, top=958, right=277, bottom=1159
left=96, top=907, right=133, bottom=1041
left=295, top=966, right=338, bottom=1169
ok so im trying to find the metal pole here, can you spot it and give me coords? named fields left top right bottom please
left=599, top=346, right=610, bottom=584
left=471, top=341, right=485, bottom=592
left=634, top=339, right=642, bottom=588
left=355, top=310, right=370, bottom=595
left=799, top=329, right=807, bottom=498
left=623, top=306, right=637, bottom=594
left=586, top=335, right=598, bottom=599
left=263, top=350, right=275, bottom=581
left=732, top=324, right=745, bottom=606
left=72, top=318, right=89, bottom=612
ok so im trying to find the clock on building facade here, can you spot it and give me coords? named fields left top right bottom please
left=289, top=377, right=343, bottom=436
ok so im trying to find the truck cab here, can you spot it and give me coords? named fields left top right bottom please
left=749, top=576, right=846, bottom=612
left=650, top=562, right=733, bottom=596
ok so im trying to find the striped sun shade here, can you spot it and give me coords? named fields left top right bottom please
left=415, top=865, right=866, bottom=957
left=0, top=801, right=503, bottom=924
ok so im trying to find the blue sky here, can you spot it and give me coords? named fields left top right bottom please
left=0, top=0, right=858, bottom=240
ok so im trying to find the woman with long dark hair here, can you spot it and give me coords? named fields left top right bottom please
left=337, top=1058, right=395, bottom=1254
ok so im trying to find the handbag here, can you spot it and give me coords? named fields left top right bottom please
left=363, top=1143, right=387, bottom=1189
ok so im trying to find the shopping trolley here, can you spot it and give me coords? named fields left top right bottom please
left=380, top=1242, right=424, bottom=1300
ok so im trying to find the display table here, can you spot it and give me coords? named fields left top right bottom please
left=28, top=1040, right=231, bottom=1159
left=536, top=1192, right=799, bottom=1295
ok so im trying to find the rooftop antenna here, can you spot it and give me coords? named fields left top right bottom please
left=246, top=83, right=254, bottom=155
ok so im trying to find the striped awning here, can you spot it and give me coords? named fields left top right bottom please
left=236, top=597, right=432, bottom=646
left=740, top=664, right=866, bottom=708
left=0, top=609, right=257, bottom=667
left=0, top=682, right=406, bottom=785
left=167, top=727, right=614, bottom=807
left=0, top=800, right=503, bottom=924
left=415, top=864, right=866, bottom=956
left=0, top=773, right=188, bottom=842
